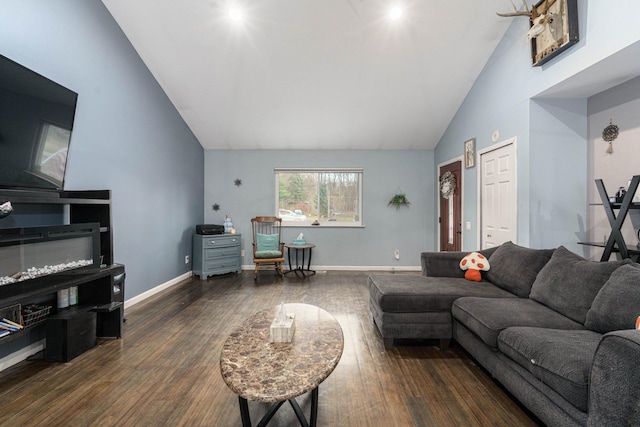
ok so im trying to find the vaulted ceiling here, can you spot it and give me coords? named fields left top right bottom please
left=102, top=0, right=513, bottom=150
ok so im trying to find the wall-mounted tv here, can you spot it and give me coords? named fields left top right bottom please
left=0, top=54, right=78, bottom=192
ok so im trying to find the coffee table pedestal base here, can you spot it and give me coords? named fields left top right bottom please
left=239, top=387, right=318, bottom=427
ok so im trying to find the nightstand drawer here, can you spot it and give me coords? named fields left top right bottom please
left=205, top=256, right=241, bottom=272
left=202, top=236, right=240, bottom=248
left=205, top=246, right=241, bottom=260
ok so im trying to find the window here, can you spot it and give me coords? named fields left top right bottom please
left=275, top=168, right=363, bottom=226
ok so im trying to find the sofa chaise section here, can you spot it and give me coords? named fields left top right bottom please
left=368, top=274, right=514, bottom=349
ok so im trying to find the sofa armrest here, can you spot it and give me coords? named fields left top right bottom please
left=421, top=252, right=467, bottom=277
left=588, top=330, right=640, bottom=427
left=421, top=246, right=498, bottom=278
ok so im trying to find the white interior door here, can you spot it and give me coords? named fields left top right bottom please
left=480, top=140, right=517, bottom=249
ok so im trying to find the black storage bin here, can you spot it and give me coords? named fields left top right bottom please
left=45, top=308, right=97, bottom=362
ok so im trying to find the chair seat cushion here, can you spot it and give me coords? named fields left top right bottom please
left=255, top=250, right=283, bottom=259
left=452, top=297, right=584, bottom=348
left=498, top=327, right=602, bottom=412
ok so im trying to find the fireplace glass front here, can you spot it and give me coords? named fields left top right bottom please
left=0, top=223, right=100, bottom=285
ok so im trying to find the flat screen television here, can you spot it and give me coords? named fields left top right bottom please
left=0, top=54, right=78, bottom=192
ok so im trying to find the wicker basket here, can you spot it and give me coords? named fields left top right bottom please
left=22, top=304, right=52, bottom=328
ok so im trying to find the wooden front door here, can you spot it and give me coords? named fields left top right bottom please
left=439, top=161, right=462, bottom=252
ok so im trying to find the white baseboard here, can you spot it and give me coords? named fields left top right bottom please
left=0, top=266, right=418, bottom=372
left=124, top=271, right=192, bottom=309
left=241, top=264, right=420, bottom=272
left=0, top=272, right=192, bottom=373
left=0, top=340, right=45, bottom=372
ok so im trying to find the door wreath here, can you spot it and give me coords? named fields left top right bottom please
left=440, top=172, right=456, bottom=199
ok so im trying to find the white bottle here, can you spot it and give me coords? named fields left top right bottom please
left=69, top=286, right=78, bottom=306
left=57, top=289, right=69, bottom=309
left=224, top=215, right=233, bottom=233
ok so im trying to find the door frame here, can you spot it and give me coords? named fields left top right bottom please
left=476, top=137, right=518, bottom=248
left=437, top=156, right=464, bottom=252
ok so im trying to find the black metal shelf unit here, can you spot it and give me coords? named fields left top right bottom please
left=579, top=175, right=640, bottom=262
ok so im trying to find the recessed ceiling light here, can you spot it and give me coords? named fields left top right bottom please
left=389, top=5, right=403, bottom=20
left=228, top=6, right=244, bottom=22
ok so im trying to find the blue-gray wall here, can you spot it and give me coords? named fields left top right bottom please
left=435, top=1, right=640, bottom=252
left=204, top=150, right=434, bottom=268
left=0, top=0, right=204, bottom=299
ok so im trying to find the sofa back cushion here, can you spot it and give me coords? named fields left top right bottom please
left=585, top=263, right=640, bottom=333
left=530, top=246, right=630, bottom=324
left=486, top=241, right=555, bottom=297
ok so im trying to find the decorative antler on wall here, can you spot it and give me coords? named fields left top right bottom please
left=496, top=0, right=532, bottom=17
left=497, top=1, right=549, bottom=42
left=498, top=0, right=579, bottom=66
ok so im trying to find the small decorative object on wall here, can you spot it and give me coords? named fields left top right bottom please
left=464, top=138, right=476, bottom=168
left=212, top=203, right=220, bottom=211
left=234, top=178, right=242, bottom=187
left=388, top=190, right=410, bottom=208
left=497, top=0, right=579, bottom=67
left=440, top=172, right=456, bottom=199
left=602, top=119, right=619, bottom=154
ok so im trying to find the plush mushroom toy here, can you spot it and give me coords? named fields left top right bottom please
left=459, top=252, right=490, bottom=282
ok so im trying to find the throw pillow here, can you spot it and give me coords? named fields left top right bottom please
left=486, top=241, right=555, bottom=297
left=585, top=263, right=640, bottom=333
left=459, top=252, right=490, bottom=282
left=529, top=246, right=631, bottom=324
left=256, top=233, right=279, bottom=252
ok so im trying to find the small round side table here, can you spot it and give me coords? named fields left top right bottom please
left=284, top=243, right=316, bottom=278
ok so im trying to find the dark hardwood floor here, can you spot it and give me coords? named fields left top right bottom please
left=0, top=271, right=541, bottom=426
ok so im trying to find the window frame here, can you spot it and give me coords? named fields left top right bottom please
left=274, top=168, right=364, bottom=227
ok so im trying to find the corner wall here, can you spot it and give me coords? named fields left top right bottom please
left=587, top=75, right=640, bottom=260
left=204, top=149, right=434, bottom=268
left=0, top=0, right=204, bottom=299
left=435, top=1, right=640, bottom=251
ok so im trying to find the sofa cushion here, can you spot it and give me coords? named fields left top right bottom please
left=498, top=327, right=602, bottom=412
left=452, top=297, right=584, bottom=348
left=486, top=241, right=555, bottom=297
left=585, top=263, right=640, bottom=333
left=529, top=246, right=630, bottom=324
left=367, top=275, right=515, bottom=313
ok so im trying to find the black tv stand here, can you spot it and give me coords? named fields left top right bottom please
left=0, top=189, right=123, bottom=364
left=0, top=264, right=125, bottom=362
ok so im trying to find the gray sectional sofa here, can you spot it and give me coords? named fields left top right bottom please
left=368, top=242, right=640, bottom=427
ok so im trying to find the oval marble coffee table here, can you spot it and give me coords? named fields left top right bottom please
left=220, top=303, right=344, bottom=427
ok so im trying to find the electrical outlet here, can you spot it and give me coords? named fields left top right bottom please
left=241, top=250, right=245, bottom=257
left=394, top=249, right=400, bottom=260
left=184, top=255, right=190, bottom=264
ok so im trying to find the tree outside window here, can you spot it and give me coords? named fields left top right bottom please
left=275, top=169, right=362, bottom=226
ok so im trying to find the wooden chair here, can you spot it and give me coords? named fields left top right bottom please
left=251, top=216, right=285, bottom=281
